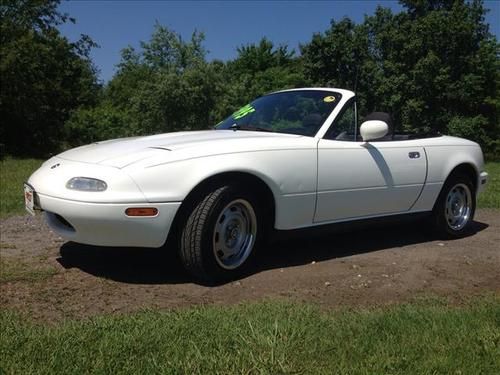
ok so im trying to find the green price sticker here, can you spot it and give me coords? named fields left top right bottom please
left=232, top=104, right=255, bottom=120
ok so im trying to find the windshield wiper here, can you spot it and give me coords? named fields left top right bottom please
left=230, top=124, right=274, bottom=132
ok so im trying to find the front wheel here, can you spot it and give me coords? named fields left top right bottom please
left=178, top=184, right=264, bottom=282
left=431, top=173, right=476, bottom=238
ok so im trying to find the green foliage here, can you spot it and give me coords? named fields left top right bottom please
left=0, top=0, right=99, bottom=157
left=65, top=27, right=308, bottom=145
left=301, top=0, right=499, bottom=154
left=301, top=17, right=368, bottom=90
left=1, top=0, right=498, bottom=157
left=1, top=298, right=499, bottom=374
left=447, top=115, right=488, bottom=144
left=231, top=37, right=294, bottom=74
left=92, top=25, right=220, bottom=137
left=64, top=103, right=134, bottom=145
left=119, top=22, right=206, bottom=73
left=128, top=64, right=225, bottom=134
left=225, top=38, right=309, bottom=108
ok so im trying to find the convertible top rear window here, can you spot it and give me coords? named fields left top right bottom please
left=216, top=90, right=342, bottom=136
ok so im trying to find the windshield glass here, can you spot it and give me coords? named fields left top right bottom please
left=215, top=90, right=342, bottom=136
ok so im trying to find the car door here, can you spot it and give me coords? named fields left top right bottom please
left=314, top=99, right=427, bottom=223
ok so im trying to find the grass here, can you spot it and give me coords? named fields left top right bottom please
left=478, top=162, right=500, bottom=208
left=1, top=298, right=499, bottom=374
left=0, top=158, right=43, bottom=217
left=0, top=257, right=57, bottom=283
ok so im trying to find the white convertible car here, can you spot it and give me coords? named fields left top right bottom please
left=25, top=88, right=488, bottom=280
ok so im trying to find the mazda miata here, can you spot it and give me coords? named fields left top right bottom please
left=25, top=88, right=489, bottom=280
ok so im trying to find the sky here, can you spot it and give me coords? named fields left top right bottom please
left=58, top=0, right=500, bottom=83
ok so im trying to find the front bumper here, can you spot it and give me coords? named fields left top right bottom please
left=39, top=193, right=181, bottom=248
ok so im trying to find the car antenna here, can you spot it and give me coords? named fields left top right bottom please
left=353, top=65, right=359, bottom=94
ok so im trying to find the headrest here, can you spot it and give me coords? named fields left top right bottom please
left=364, top=112, right=392, bottom=127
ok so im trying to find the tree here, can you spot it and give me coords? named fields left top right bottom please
left=0, top=0, right=99, bottom=156
left=127, top=64, right=225, bottom=134
left=116, top=22, right=206, bottom=74
left=300, top=18, right=374, bottom=112
left=300, top=0, right=499, bottom=156
left=65, top=24, right=225, bottom=144
left=52, top=0, right=499, bottom=158
left=222, top=38, right=308, bottom=113
left=230, top=38, right=294, bottom=75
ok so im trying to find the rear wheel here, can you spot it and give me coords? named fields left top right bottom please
left=431, top=173, right=476, bottom=238
left=179, top=184, right=264, bottom=282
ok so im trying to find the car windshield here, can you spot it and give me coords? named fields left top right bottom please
left=215, top=90, right=342, bottom=136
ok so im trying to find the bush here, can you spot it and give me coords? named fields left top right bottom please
left=64, top=104, right=136, bottom=147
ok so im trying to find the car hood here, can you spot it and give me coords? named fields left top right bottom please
left=56, top=130, right=306, bottom=168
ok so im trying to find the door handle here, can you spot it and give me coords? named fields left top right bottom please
left=409, top=151, right=420, bottom=159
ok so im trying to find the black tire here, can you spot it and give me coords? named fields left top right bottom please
left=178, top=184, right=265, bottom=282
left=431, top=173, right=476, bottom=238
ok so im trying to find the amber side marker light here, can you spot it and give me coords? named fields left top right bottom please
left=125, top=207, right=158, bottom=217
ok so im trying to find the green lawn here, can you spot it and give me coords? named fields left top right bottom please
left=0, top=256, right=57, bottom=283
left=479, top=162, right=500, bottom=208
left=0, top=158, right=43, bottom=217
left=1, top=158, right=498, bottom=218
left=1, top=298, right=499, bottom=374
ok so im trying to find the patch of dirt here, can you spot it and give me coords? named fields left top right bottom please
left=1, top=210, right=499, bottom=321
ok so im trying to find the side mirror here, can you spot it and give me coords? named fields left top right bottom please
left=360, top=120, right=388, bottom=142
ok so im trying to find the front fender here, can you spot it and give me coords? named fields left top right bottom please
left=125, top=149, right=318, bottom=229
left=127, top=149, right=316, bottom=202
